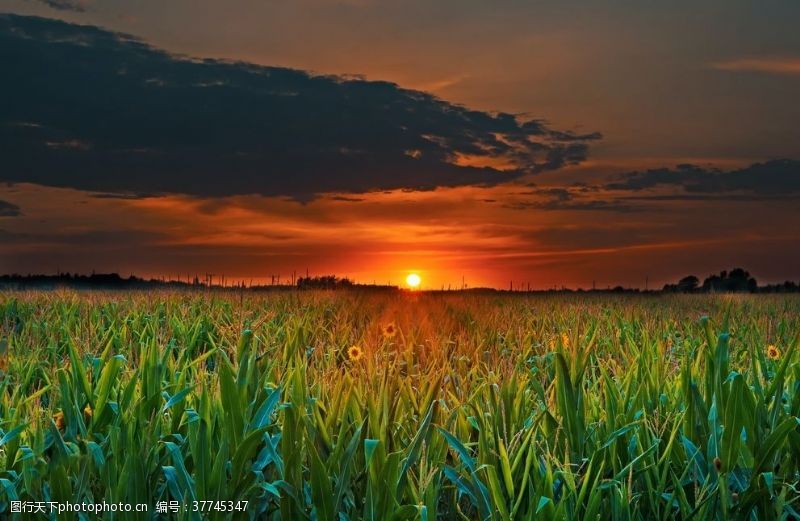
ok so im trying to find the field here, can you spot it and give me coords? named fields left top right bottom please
left=0, top=290, right=799, bottom=520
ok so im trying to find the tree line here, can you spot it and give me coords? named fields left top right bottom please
left=662, top=268, right=799, bottom=293
left=0, top=269, right=797, bottom=293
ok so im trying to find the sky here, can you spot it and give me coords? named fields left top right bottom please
left=1, top=1, right=799, bottom=289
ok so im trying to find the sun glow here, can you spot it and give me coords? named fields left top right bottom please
left=405, top=273, right=421, bottom=288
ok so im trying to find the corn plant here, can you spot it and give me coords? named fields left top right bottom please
left=0, top=290, right=797, bottom=519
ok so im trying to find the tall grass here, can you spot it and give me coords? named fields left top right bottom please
left=0, top=290, right=798, bottom=519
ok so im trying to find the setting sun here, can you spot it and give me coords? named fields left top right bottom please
left=405, top=273, right=421, bottom=288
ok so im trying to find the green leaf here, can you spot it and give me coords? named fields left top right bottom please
left=308, top=441, right=335, bottom=521
left=0, top=424, right=26, bottom=447
left=162, top=387, right=192, bottom=412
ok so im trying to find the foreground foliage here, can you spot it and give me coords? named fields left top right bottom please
left=0, top=290, right=799, bottom=519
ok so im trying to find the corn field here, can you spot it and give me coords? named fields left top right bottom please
left=0, top=290, right=799, bottom=520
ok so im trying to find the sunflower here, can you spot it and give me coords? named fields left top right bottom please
left=382, top=322, right=397, bottom=339
left=347, top=345, right=364, bottom=362
left=767, top=345, right=781, bottom=360
left=54, top=411, right=65, bottom=431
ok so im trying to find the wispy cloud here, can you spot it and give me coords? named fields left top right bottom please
left=0, top=199, right=21, bottom=217
left=606, top=159, right=800, bottom=196
left=35, top=0, right=91, bottom=13
left=711, top=57, right=800, bottom=75
left=3, top=179, right=800, bottom=287
left=502, top=187, right=638, bottom=213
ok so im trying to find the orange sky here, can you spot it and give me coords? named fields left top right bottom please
left=2, top=179, right=798, bottom=289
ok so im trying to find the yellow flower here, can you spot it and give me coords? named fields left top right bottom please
left=561, top=333, right=570, bottom=348
left=347, top=345, right=364, bottom=362
left=767, top=345, right=781, bottom=360
left=54, top=411, right=65, bottom=431
left=382, top=322, right=397, bottom=339
left=84, top=404, right=93, bottom=423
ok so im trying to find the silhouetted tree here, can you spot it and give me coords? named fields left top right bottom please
left=677, top=275, right=699, bottom=292
left=296, top=275, right=354, bottom=290
left=702, top=268, right=757, bottom=293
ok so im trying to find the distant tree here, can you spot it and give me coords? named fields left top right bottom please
left=296, top=275, right=354, bottom=290
left=702, top=268, right=757, bottom=293
left=677, top=275, right=699, bottom=292
left=663, top=269, right=766, bottom=293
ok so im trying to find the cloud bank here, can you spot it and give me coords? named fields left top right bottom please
left=606, top=159, right=800, bottom=196
left=0, top=14, right=599, bottom=200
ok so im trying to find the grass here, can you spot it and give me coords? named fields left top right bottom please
left=0, top=290, right=798, bottom=519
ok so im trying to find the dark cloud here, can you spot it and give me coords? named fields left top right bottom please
left=35, top=0, right=89, bottom=13
left=534, top=200, right=638, bottom=212
left=90, top=192, right=152, bottom=200
left=329, top=196, right=366, bottom=202
left=0, top=200, right=21, bottom=217
left=0, top=15, right=599, bottom=201
left=620, top=194, right=797, bottom=202
left=503, top=187, right=637, bottom=212
left=569, top=182, right=600, bottom=193
left=503, top=159, right=800, bottom=212
left=607, top=159, right=800, bottom=195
